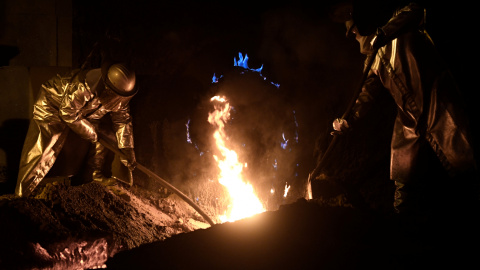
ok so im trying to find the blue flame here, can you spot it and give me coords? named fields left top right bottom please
left=212, top=73, right=223, bottom=83
left=280, top=133, right=288, bottom=149
left=271, top=82, right=280, bottom=88
left=293, top=110, right=299, bottom=143
left=234, top=52, right=263, bottom=73
left=186, top=119, right=192, bottom=144
left=213, top=52, right=280, bottom=88
left=234, top=52, right=279, bottom=88
left=186, top=118, right=204, bottom=155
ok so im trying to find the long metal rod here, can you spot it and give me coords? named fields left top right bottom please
left=98, top=138, right=216, bottom=227
left=308, top=49, right=379, bottom=183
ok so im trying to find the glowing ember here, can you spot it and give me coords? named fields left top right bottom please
left=284, top=182, right=291, bottom=198
left=32, top=238, right=109, bottom=269
left=208, top=95, right=266, bottom=222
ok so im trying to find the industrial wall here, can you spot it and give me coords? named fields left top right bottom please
left=0, top=0, right=72, bottom=193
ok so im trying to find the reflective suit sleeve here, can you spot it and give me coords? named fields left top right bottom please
left=350, top=70, right=385, bottom=122
left=111, top=104, right=136, bottom=170
left=110, top=105, right=134, bottom=149
left=380, top=3, right=425, bottom=41
left=59, top=82, right=98, bottom=142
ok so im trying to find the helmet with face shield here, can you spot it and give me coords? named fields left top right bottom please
left=103, top=63, right=136, bottom=96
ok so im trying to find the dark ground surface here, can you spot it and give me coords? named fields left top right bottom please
left=0, top=177, right=478, bottom=270
left=0, top=182, right=210, bottom=270
left=106, top=199, right=480, bottom=270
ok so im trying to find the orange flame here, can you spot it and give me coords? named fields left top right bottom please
left=208, top=96, right=266, bottom=222
left=284, top=182, right=291, bottom=198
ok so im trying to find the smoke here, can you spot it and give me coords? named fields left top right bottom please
left=188, top=68, right=299, bottom=208
left=255, top=3, right=365, bottom=177
left=126, top=1, right=364, bottom=207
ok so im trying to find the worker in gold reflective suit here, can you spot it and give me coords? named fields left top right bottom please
left=15, top=63, right=137, bottom=197
left=333, top=1, right=478, bottom=216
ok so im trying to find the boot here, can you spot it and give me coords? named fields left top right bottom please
left=393, top=180, right=433, bottom=233
left=393, top=181, right=410, bottom=214
left=92, top=170, right=117, bottom=186
left=89, top=141, right=117, bottom=186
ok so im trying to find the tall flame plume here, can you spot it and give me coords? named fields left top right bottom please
left=208, top=96, right=266, bottom=222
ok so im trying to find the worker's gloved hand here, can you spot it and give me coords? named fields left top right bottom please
left=120, top=148, right=137, bottom=171
left=372, top=28, right=387, bottom=50
left=66, top=119, right=98, bottom=143
left=90, top=132, right=98, bottom=144
left=331, top=118, right=350, bottom=136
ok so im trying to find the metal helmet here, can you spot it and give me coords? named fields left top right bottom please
left=104, top=63, right=136, bottom=96
left=351, top=0, right=397, bottom=36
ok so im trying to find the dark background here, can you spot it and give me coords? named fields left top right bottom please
left=2, top=0, right=477, bottom=211
left=71, top=0, right=369, bottom=205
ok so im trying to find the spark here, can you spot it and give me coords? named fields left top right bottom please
left=284, top=182, right=291, bottom=198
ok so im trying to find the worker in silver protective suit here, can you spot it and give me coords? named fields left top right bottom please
left=333, top=1, right=478, bottom=215
left=15, top=63, right=137, bottom=197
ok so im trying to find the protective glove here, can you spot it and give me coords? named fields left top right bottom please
left=331, top=118, right=350, bottom=136
left=66, top=119, right=98, bottom=143
left=120, top=148, right=137, bottom=171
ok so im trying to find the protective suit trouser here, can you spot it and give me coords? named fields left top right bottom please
left=86, top=126, right=132, bottom=185
left=87, top=142, right=108, bottom=173
left=391, top=139, right=479, bottom=217
left=87, top=141, right=116, bottom=184
left=15, top=120, right=69, bottom=197
left=392, top=140, right=448, bottom=216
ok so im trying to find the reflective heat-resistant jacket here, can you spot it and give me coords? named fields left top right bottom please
left=351, top=3, right=476, bottom=183
left=15, top=68, right=135, bottom=197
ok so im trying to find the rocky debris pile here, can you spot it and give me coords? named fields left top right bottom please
left=0, top=182, right=209, bottom=270
left=0, top=179, right=478, bottom=270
